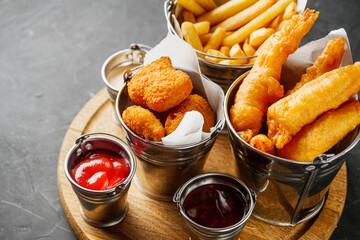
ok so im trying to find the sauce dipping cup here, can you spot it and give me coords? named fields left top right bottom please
left=64, top=133, right=136, bottom=227
left=101, top=44, right=150, bottom=102
left=173, top=172, right=256, bottom=240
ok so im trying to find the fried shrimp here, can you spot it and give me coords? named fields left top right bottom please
left=277, top=100, right=360, bottom=162
left=249, top=134, right=275, bottom=155
left=230, top=9, right=319, bottom=141
left=128, top=57, right=193, bottom=112
left=165, top=94, right=215, bottom=135
left=268, top=62, right=360, bottom=149
left=285, top=37, right=345, bottom=96
left=122, top=105, right=165, bottom=141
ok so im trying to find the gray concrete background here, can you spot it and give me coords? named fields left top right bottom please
left=0, top=0, right=359, bottom=239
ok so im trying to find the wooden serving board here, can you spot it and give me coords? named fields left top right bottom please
left=57, top=88, right=347, bottom=240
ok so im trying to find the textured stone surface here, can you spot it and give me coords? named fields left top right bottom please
left=0, top=0, right=359, bottom=239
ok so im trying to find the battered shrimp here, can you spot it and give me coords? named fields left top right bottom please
left=285, top=37, right=345, bottom=96
left=268, top=62, right=360, bottom=149
left=122, top=105, right=165, bottom=142
left=230, top=9, right=319, bottom=141
left=249, top=134, right=275, bottom=155
left=277, top=100, right=360, bottom=162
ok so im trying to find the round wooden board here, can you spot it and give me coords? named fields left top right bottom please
left=57, top=88, right=347, bottom=240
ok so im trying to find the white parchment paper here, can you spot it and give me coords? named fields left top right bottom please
left=144, top=33, right=225, bottom=145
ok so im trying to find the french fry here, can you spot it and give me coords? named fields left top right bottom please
left=197, top=0, right=258, bottom=25
left=196, top=0, right=217, bottom=11
left=211, top=0, right=276, bottom=32
left=220, top=46, right=230, bottom=56
left=181, top=21, right=204, bottom=52
left=204, top=27, right=226, bottom=52
left=249, top=28, right=275, bottom=48
left=243, top=43, right=256, bottom=56
left=268, top=15, right=282, bottom=29
left=222, top=0, right=293, bottom=46
left=194, top=21, right=210, bottom=35
left=276, top=19, right=289, bottom=31
left=199, top=33, right=212, bottom=45
left=205, top=49, right=226, bottom=63
left=283, top=2, right=297, bottom=20
left=229, top=44, right=248, bottom=64
left=200, top=31, right=233, bottom=45
left=219, top=59, right=248, bottom=65
left=182, top=9, right=197, bottom=23
left=177, top=0, right=206, bottom=16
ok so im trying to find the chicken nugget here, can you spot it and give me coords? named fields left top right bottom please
left=122, top=105, right=165, bottom=141
left=165, top=94, right=215, bottom=135
left=127, top=57, right=193, bottom=112
left=278, top=100, right=360, bottom=162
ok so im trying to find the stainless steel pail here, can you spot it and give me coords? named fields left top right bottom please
left=173, top=172, right=256, bottom=240
left=116, top=69, right=225, bottom=201
left=101, top=44, right=150, bottom=102
left=164, top=0, right=253, bottom=93
left=64, top=133, right=136, bottom=227
left=224, top=72, right=360, bottom=226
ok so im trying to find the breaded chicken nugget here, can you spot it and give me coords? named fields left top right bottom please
left=122, top=105, right=165, bottom=141
left=165, top=94, right=215, bottom=135
left=127, top=57, right=193, bottom=112
left=277, top=100, right=360, bottom=162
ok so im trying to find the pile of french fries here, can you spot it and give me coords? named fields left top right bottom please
left=178, top=0, right=297, bottom=65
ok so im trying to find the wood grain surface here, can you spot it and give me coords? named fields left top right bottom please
left=57, top=88, right=347, bottom=240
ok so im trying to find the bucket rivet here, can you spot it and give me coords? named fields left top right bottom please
left=305, top=165, right=316, bottom=171
left=76, top=148, right=82, bottom=156
left=85, top=143, right=92, bottom=150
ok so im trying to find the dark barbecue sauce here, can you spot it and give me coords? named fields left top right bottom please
left=183, top=184, right=245, bottom=228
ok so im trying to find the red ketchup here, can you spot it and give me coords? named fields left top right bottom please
left=71, top=149, right=130, bottom=191
left=183, top=184, right=245, bottom=228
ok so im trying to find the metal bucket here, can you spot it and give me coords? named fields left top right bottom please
left=64, top=133, right=137, bottom=227
left=101, top=44, right=150, bottom=102
left=115, top=69, right=225, bottom=201
left=173, top=172, right=256, bottom=240
left=224, top=72, right=360, bottom=226
left=164, top=0, right=254, bottom=93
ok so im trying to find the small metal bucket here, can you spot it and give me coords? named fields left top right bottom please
left=164, top=0, right=253, bottom=93
left=224, top=72, right=360, bottom=226
left=64, top=133, right=136, bottom=227
left=115, top=69, right=225, bottom=201
left=101, top=44, right=150, bottom=102
left=173, top=172, right=256, bottom=240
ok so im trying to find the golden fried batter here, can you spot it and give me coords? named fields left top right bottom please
left=268, top=62, right=360, bottom=149
left=127, top=57, right=193, bottom=112
left=249, top=134, right=275, bottom=155
left=165, top=94, right=215, bottom=135
left=122, top=105, right=165, bottom=141
left=285, top=37, right=345, bottom=96
left=278, top=100, right=360, bottom=162
left=230, top=9, right=319, bottom=142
